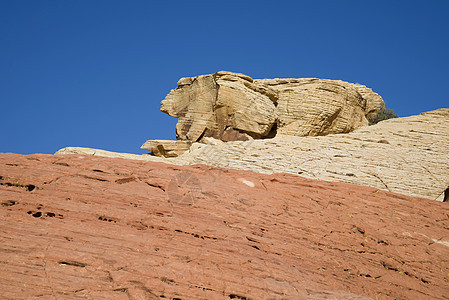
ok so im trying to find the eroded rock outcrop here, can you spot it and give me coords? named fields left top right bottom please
left=257, top=78, right=382, bottom=136
left=58, top=108, right=449, bottom=201
left=157, top=71, right=385, bottom=146
left=178, top=108, right=449, bottom=201
left=1, top=153, right=448, bottom=299
left=160, top=71, right=278, bottom=142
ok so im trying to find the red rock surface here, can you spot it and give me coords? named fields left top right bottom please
left=0, top=153, right=448, bottom=299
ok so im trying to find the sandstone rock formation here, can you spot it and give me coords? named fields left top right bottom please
left=176, top=108, right=449, bottom=202
left=160, top=71, right=278, bottom=142
left=159, top=71, right=385, bottom=144
left=57, top=108, right=449, bottom=202
left=1, top=153, right=448, bottom=299
left=140, top=140, right=191, bottom=158
left=354, top=83, right=386, bottom=121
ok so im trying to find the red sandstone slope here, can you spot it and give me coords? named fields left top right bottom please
left=0, top=153, right=448, bottom=299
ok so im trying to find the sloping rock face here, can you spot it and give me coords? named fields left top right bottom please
left=178, top=109, right=449, bottom=201
left=57, top=108, right=449, bottom=201
left=160, top=71, right=384, bottom=143
left=1, top=153, right=448, bottom=299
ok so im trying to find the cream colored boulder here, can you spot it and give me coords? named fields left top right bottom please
left=256, top=78, right=371, bottom=136
left=161, top=72, right=385, bottom=142
left=161, top=71, right=277, bottom=142
left=161, top=74, right=217, bottom=142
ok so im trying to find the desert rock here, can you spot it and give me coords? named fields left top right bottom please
left=354, top=83, right=386, bottom=121
left=161, top=71, right=278, bottom=142
left=57, top=109, right=449, bottom=201
left=257, top=78, right=373, bottom=136
left=140, top=139, right=191, bottom=157
left=180, top=108, right=449, bottom=201
left=1, top=153, right=448, bottom=299
left=160, top=71, right=385, bottom=143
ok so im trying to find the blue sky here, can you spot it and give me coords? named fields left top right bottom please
left=1, top=0, right=448, bottom=154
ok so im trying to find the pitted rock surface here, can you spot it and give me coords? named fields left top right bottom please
left=0, top=153, right=448, bottom=299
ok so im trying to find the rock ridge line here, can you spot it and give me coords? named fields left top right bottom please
left=57, top=108, right=449, bottom=201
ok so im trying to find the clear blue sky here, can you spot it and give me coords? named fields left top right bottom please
left=1, top=0, right=448, bottom=154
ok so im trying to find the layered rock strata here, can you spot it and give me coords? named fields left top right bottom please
left=157, top=71, right=385, bottom=145
left=57, top=109, right=449, bottom=201
left=1, top=153, right=448, bottom=299
left=140, top=140, right=191, bottom=158
left=176, top=109, right=449, bottom=202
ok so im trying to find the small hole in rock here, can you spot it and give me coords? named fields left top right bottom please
left=58, top=260, right=86, bottom=267
left=25, top=184, right=36, bottom=192
left=229, top=294, right=249, bottom=300
left=249, top=245, right=260, bottom=250
left=32, top=212, right=42, bottom=218
left=1, top=200, right=16, bottom=207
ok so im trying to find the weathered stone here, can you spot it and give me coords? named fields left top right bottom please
left=355, top=83, right=386, bottom=122
left=214, top=78, right=277, bottom=139
left=257, top=78, right=369, bottom=136
left=56, top=146, right=168, bottom=162
left=140, top=139, right=191, bottom=157
left=161, top=74, right=218, bottom=142
left=177, top=77, right=193, bottom=86
left=1, top=153, right=449, bottom=299
left=215, top=70, right=253, bottom=82
left=179, top=108, right=449, bottom=201
left=161, top=71, right=277, bottom=142
left=199, top=136, right=224, bottom=145
left=57, top=109, right=449, bottom=201
left=160, top=72, right=385, bottom=142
